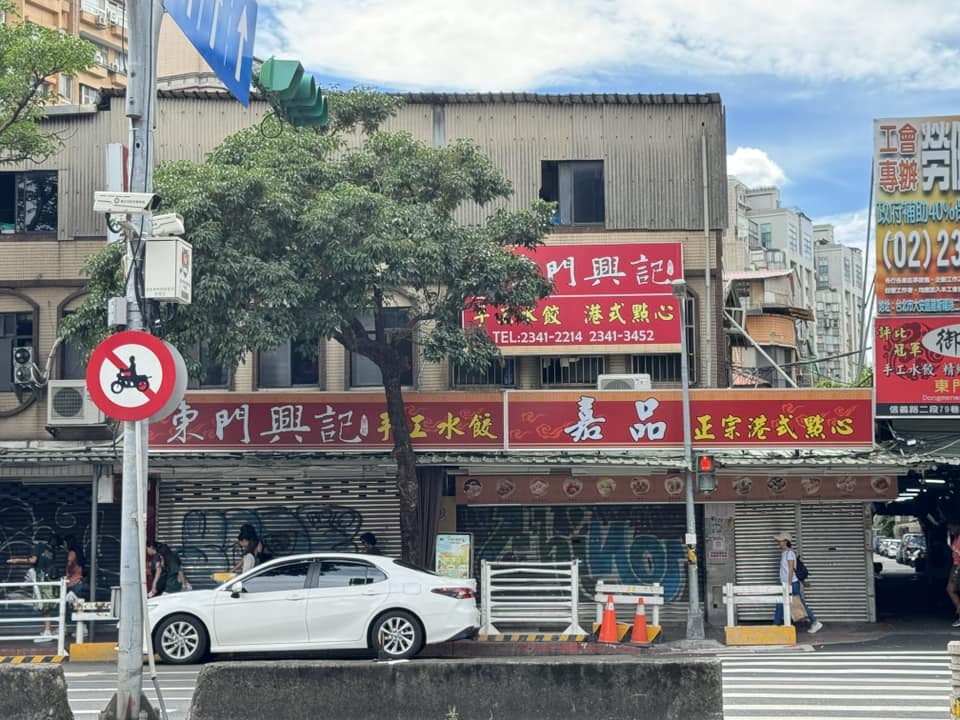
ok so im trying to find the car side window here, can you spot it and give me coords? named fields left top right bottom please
left=241, top=560, right=312, bottom=594
left=315, top=560, right=387, bottom=589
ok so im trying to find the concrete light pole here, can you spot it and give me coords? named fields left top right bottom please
left=114, top=1, right=163, bottom=717
left=672, top=278, right=705, bottom=641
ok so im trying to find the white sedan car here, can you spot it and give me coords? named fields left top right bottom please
left=147, top=553, right=479, bottom=663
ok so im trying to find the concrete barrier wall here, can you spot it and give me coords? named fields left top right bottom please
left=0, top=665, right=73, bottom=720
left=188, top=657, right=723, bottom=720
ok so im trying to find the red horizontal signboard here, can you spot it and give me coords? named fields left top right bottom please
left=463, top=241, right=684, bottom=354
left=875, top=314, right=960, bottom=418
left=463, top=295, right=681, bottom=351
left=149, top=389, right=873, bottom=451
left=505, top=389, right=872, bottom=449
left=516, top=242, right=684, bottom=295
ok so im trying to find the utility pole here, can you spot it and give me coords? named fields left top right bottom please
left=115, top=0, right=162, bottom=716
left=673, top=278, right=705, bottom=641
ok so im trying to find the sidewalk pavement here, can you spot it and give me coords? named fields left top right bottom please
left=0, top=616, right=955, bottom=660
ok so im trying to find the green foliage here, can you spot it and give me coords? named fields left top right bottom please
left=65, top=89, right=553, bottom=382
left=815, top=364, right=873, bottom=388
left=0, top=3, right=96, bottom=163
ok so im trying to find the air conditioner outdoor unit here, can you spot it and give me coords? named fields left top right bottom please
left=108, top=10, right=120, bottom=25
left=47, top=380, right=105, bottom=426
left=108, top=61, right=120, bottom=73
left=597, top=373, right=652, bottom=391
left=95, top=11, right=107, bottom=26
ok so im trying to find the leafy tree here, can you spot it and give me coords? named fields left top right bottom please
left=0, top=3, right=95, bottom=163
left=65, top=90, right=554, bottom=564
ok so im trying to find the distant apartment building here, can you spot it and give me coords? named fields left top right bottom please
left=723, top=179, right=816, bottom=386
left=813, top=224, right=866, bottom=385
left=6, top=0, right=211, bottom=103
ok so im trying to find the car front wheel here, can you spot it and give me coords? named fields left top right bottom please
left=155, top=614, right=208, bottom=664
left=371, top=610, right=423, bottom=660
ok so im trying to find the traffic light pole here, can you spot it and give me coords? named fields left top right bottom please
left=673, top=279, right=704, bottom=641
left=115, top=0, right=162, bottom=717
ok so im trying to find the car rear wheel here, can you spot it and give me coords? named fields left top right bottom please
left=155, top=614, right=208, bottom=664
left=372, top=610, right=423, bottom=660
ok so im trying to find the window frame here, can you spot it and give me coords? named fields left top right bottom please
left=0, top=170, right=58, bottom=236
left=349, top=307, right=414, bottom=388
left=0, top=310, right=35, bottom=393
left=257, top=337, right=320, bottom=389
left=540, top=160, right=605, bottom=226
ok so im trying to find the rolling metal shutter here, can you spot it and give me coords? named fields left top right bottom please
left=457, top=503, right=705, bottom=626
left=155, top=471, right=400, bottom=589
left=0, top=482, right=121, bottom=603
left=734, top=502, right=871, bottom=622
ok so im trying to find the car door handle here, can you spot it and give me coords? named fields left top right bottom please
left=286, top=594, right=304, bottom=601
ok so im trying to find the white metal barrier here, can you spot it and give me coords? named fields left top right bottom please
left=480, top=560, right=587, bottom=636
left=0, top=576, right=68, bottom=655
left=722, top=582, right=791, bottom=627
left=593, top=580, right=664, bottom=627
left=73, top=587, right=119, bottom=643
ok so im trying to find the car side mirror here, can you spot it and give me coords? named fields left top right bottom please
left=229, top=581, right=243, bottom=598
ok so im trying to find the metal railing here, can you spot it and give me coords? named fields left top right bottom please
left=480, top=559, right=587, bottom=636
left=0, top=576, right=68, bottom=655
left=723, top=582, right=791, bottom=627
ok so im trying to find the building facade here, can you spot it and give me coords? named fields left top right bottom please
left=0, top=90, right=908, bottom=632
left=813, top=224, right=866, bottom=385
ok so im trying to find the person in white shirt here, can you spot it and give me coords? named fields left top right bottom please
left=773, top=531, right=822, bottom=633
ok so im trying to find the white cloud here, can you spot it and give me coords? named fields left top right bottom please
left=257, top=0, right=960, bottom=91
left=814, top=208, right=872, bottom=253
left=727, top=147, right=788, bottom=188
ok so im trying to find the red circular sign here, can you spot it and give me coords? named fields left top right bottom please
left=85, top=330, right=178, bottom=421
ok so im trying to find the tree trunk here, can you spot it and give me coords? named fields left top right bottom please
left=382, top=374, right=421, bottom=564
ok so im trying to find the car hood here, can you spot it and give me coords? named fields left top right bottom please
left=147, top=589, right=217, bottom=620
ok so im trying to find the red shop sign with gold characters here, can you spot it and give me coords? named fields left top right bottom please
left=150, top=388, right=873, bottom=451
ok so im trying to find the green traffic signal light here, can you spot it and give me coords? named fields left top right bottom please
left=258, top=57, right=329, bottom=128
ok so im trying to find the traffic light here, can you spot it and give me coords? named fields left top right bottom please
left=695, top=454, right=716, bottom=493
left=257, top=57, right=329, bottom=128
left=12, top=345, right=33, bottom=387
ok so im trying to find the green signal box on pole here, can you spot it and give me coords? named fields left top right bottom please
left=258, top=57, right=329, bottom=127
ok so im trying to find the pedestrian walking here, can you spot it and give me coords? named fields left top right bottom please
left=359, top=532, right=384, bottom=555
left=5, top=531, right=57, bottom=642
left=147, top=540, right=190, bottom=597
left=772, top=531, right=822, bottom=633
left=59, top=534, right=86, bottom=605
left=946, top=523, right=960, bottom=627
left=230, top=524, right=260, bottom=573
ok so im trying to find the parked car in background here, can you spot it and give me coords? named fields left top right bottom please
left=897, top=533, right=924, bottom=565
left=147, top=553, right=480, bottom=664
left=882, top=538, right=901, bottom=558
left=905, top=536, right=927, bottom=569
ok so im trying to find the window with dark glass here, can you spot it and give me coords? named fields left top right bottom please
left=258, top=338, right=319, bottom=388
left=540, top=161, right=605, bottom=225
left=450, top=358, right=516, bottom=387
left=540, top=355, right=606, bottom=386
left=350, top=308, right=413, bottom=387
left=0, top=312, right=33, bottom=392
left=0, top=171, right=57, bottom=234
left=315, top=560, right=387, bottom=589
left=187, top=342, right=231, bottom=389
left=58, top=310, right=86, bottom=380
left=242, top=560, right=312, bottom=594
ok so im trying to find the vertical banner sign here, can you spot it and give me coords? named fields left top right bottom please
left=875, top=315, right=960, bottom=418
left=874, top=117, right=960, bottom=315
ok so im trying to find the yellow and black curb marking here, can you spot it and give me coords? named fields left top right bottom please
left=0, top=655, right=65, bottom=664
left=479, top=633, right=588, bottom=642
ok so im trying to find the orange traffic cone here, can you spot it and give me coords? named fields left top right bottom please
left=630, top=597, right=648, bottom=643
left=598, top=594, right=618, bottom=643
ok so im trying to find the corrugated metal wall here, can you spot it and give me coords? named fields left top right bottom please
left=457, top=503, right=705, bottom=626
left=734, top=502, right=871, bottom=622
left=154, top=472, right=400, bottom=589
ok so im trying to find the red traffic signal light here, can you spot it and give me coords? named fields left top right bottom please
left=695, top=454, right=716, bottom=493
left=697, top=455, right=715, bottom=473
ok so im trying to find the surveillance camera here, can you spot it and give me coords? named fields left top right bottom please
left=151, top=212, right=184, bottom=237
left=93, top=191, right=162, bottom=215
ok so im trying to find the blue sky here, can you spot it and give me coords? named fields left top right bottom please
left=252, top=0, right=960, bottom=253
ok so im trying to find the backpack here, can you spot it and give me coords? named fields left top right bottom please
left=795, top=556, right=810, bottom=582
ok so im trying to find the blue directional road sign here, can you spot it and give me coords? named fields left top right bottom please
left=164, top=0, right=258, bottom=105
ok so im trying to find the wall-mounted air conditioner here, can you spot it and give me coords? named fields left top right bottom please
left=47, top=380, right=105, bottom=426
left=95, top=11, right=107, bottom=27
left=108, top=61, right=120, bottom=73
left=108, top=10, right=120, bottom=25
left=596, top=373, right=652, bottom=391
